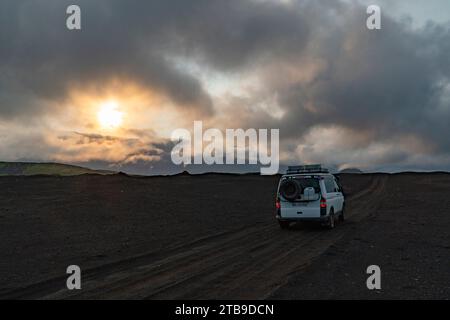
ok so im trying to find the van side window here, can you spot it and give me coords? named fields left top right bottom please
left=324, top=178, right=335, bottom=193
left=333, top=180, right=340, bottom=192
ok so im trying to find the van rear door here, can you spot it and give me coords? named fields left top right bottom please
left=279, top=176, right=321, bottom=219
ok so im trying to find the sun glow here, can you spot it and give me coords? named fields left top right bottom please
left=97, top=101, right=123, bottom=129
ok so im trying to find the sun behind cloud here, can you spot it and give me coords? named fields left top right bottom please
left=97, top=101, right=124, bottom=129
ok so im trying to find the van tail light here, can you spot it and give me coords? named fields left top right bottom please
left=320, top=197, right=327, bottom=208
left=276, top=198, right=281, bottom=209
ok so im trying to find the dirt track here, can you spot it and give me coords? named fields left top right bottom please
left=0, top=173, right=448, bottom=299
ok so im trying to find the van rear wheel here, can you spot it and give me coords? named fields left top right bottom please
left=327, top=212, right=335, bottom=229
left=278, top=221, right=290, bottom=229
left=339, top=208, right=345, bottom=222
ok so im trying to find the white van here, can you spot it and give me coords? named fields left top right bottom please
left=275, top=165, right=345, bottom=229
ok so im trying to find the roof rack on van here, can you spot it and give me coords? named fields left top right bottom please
left=286, top=164, right=329, bottom=174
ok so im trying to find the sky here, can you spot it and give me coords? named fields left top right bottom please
left=1, top=0, right=450, bottom=174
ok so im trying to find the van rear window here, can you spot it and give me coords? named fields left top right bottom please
left=291, top=177, right=320, bottom=193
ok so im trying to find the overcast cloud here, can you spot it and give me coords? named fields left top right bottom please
left=0, top=0, right=450, bottom=174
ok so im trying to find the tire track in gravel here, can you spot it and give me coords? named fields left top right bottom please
left=1, top=175, right=388, bottom=300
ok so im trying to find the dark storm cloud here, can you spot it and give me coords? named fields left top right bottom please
left=0, top=0, right=309, bottom=119
left=274, top=8, right=450, bottom=152
left=168, top=0, right=310, bottom=70
left=221, top=1, right=450, bottom=168
left=279, top=28, right=434, bottom=133
left=0, top=0, right=215, bottom=117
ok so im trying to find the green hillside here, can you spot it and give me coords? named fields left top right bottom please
left=0, top=162, right=116, bottom=176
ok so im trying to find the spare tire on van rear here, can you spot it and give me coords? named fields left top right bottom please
left=280, top=179, right=302, bottom=201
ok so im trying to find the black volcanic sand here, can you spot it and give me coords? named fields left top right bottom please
left=0, top=174, right=279, bottom=293
left=0, top=173, right=449, bottom=299
left=272, top=173, right=450, bottom=299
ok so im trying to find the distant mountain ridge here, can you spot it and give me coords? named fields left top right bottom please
left=0, top=162, right=116, bottom=176
left=339, top=168, right=363, bottom=174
